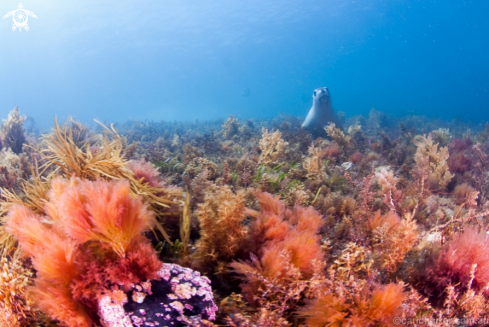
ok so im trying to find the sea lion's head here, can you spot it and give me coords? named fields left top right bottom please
left=302, top=86, right=341, bottom=135
left=312, top=87, right=330, bottom=105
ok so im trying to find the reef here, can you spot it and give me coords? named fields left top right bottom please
left=2, top=107, right=489, bottom=326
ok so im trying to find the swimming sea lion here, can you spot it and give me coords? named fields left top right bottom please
left=302, top=87, right=343, bottom=136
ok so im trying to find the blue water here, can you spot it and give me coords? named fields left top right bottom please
left=0, top=0, right=488, bottom=129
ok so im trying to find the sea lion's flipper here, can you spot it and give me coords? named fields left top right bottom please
left=302, top=108, right=327, bottom=137
left=302, top=107, right=316, bottom=129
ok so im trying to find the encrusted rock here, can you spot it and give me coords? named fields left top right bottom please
left=99, top=263, right=218, bottom=327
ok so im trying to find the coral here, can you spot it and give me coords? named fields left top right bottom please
left=325, top=123, right=350, bottom=149
left=195, top=185, right=248, bottom=263
left=302, top=146, right=324, bottom=180
left=417, top=227, right=489, bottom=305
left=413, top=133, right=454, bottom=190
left=258, top=128, right=288, bottom=167
left=222, top=115, right=240, bottom=139
left=0, top=107, right=26, bottom=154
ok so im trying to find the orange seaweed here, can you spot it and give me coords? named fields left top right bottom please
left=5, top=177, right=162, bottom=327
left=51, top=177, right=155, bottom=257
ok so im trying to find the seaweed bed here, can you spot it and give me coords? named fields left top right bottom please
left=2, top=106, right=489, bottom=326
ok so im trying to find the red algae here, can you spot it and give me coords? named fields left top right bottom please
left=415, top=227, right=489, bottom=304
left=5, top=177, right=217, bottom=327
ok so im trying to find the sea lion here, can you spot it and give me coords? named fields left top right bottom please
left=302, top=87, right=343, bottom=136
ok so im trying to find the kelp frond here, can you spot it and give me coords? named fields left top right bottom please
left=37, top=117, right=126, bottom=180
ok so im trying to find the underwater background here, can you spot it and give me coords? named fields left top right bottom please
left=1, top=0, right=488, bottom=128
left=5, top=1, right=489, bottom=326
